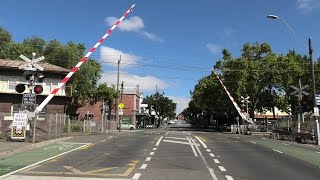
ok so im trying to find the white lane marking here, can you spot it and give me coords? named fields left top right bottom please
left=153, top=148, right=157, bottom=151
left=234, top=137, right=240, bottom=139
left=225, top=175, right=234, bottom=180
left=163, top=139, right=200, bottom=146
left=273, top=149, right=283, bottom=154
left=165, top=131, right=169, bottom=135
left=250, top=141, right=256, bottom=144
left=155, top=136, right=163, bottom=146
left=213, top=159, right=220, bottom=164
left=209, top=153, right=215, bottom=157
left=139, top=164, right=148, bottom=170
left=195, top=136, right=208, bottom=148
left=206, top=149, right=211, bottom=152
left=132, top=173, right=141, bottom=180
left=315, top=151, right=320, bottom=153
left=281, top=143, right=290, bottom=146
left=218, top=166, right=226, bottom=172
left=0, top=143, right=91, bottom=179
left=150, top=152, right=155, bottom=156
left=187, top=136, right=198, bottom=157
left=261, top=137, right=266, bottom=140
left=146, top=157, right=151, bottom=161
left=189, top=137, right=218, bottom=180
left=186, top=132, right=191, bottom=135
left=165, top=136, right=188, bottom=140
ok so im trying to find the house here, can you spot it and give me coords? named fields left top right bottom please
left=77, top=85, right=143, bottom=129
left=0, top=59, right=72, bottom=121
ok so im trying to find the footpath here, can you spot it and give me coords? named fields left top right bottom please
left=0, top=130, right=145, bottom=178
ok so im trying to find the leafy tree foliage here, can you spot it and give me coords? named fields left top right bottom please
left=185, top=42, right=319, bottom=127
left=143, top=92, right=177, bottom=119
left=0, top=27, right=115, bottom=114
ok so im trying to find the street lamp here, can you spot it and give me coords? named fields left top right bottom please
left=267, top=14, right=317, bottom=114
left=267, top=14, right=320, bottom=145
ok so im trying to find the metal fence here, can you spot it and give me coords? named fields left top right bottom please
left=0, top=112, right=118, bottom=142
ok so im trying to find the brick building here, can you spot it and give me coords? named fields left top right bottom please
left=77, top=86, right=143, bottom=128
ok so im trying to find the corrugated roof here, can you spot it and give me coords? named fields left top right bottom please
left=0, top=59, right=70, bottom=73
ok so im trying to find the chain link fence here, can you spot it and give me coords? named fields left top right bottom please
left=1, top=112, right=118, bottom=142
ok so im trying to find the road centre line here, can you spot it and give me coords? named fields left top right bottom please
left=139, top=164, right=148, bottom=170
left=132, top=173, right=141, bottom=180
left=163, top=139, right=200, bottom=146
left=206, top=149, right=211, bottom=152
left=187, top=136, right=198, bottom=157
left=195, top=136, right=208, bottom=148
left=155, top=136, right=163, bottom=146
left=273, top=149, right=283, bottom=154
left=250, top=141, right=256, bottom=144
left=153, top=148, right=157, bottom=151
left=225, top=175, right=234, bottom=180
left=189, top=137, right=218, bottom=180
left=165, top=131, right=170, bottom=135
left=218, top=166, right=226, bottom=172
left=150, top=152, right=155, bottom=156
left=0, top=143, right=91, bottom=179
left=213, top=159, right=220, bottom=164
left=165, top=136, right=188, bottom=140
left=146, top=157, right=151, bottom=161
left=209, top=153, right=215, bottom=157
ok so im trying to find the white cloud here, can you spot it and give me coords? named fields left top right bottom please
left=105, top=16, right=144, bottom=32
left=100, top=71, right=169, bottom=91
left=100, top=46, right=141, bottom=68
left=297, top=0, right=319, bottom=13
left=206, top=43, right=221, bottom=54
left=105, top=16, right=163, bottom=42
left=168, top=96, right=190, bottom=114
left=142, top=31, right=164, bottom=42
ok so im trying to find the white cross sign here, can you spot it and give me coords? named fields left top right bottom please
left=18, top=54, right=45, bottom=71
left=290, top=85, right=309, bottom=96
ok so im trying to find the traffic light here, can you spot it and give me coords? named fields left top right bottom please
left=15, top=84, right=25, bottom=93
left=34, top=85, right=43, bottom=94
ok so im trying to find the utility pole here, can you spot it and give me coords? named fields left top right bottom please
left=116, top=55, right=121, bottom=130
left=101, top=101, right=105, bottom=133
left=119, top=81, right=124, bottom=132
left=310, top=38, right=320, bottom=145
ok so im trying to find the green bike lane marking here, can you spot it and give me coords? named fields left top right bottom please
left=0, top=142, right=91, bottom=177
left=255, top=139, right=320, bottom=167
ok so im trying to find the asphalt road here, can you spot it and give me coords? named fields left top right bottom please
left=1, top=120, right=320, bottom=180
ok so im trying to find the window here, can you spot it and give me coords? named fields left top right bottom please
left=45, top=82, right=51, bottom=92
left=9, top=77, right=18, bottom=90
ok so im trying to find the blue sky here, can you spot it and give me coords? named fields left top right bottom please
left=1, top=0, right=320, bottom=113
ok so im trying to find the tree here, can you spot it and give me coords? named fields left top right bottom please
left=96, top=83, right=117, bottom=120
left=0, top=27, right=106, bottom=115
left=143, top=92, right=177, bottom=119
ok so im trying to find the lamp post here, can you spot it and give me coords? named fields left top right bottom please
left=266, top=15, right=317, bottom=110
left=267, top=14, right=320, bottom=145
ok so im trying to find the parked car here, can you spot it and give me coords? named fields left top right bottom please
left=118, top=122, right=135, bottom=130
left=167, top=120, right=176, bottom=125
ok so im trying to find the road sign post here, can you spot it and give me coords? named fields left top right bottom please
left=290, top=79, right=309, bottom=133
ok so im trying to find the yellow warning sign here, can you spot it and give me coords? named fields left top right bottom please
left=118, top=103, right=124, bottom=109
